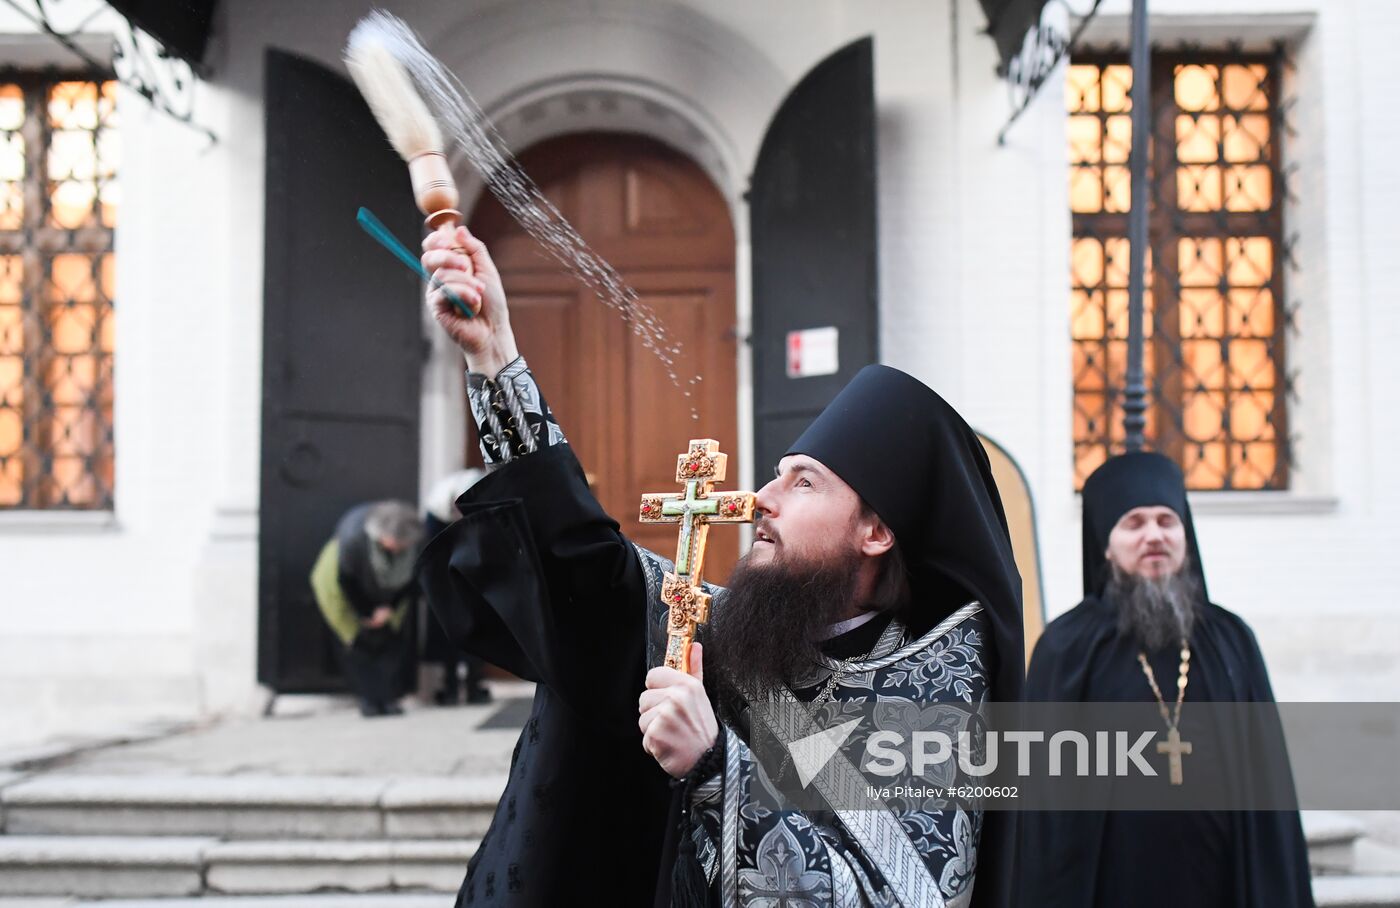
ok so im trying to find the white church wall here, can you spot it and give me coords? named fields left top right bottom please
left=0, top=3, right=248, bottom=746
left=942, top=0, right=1080, bottom=629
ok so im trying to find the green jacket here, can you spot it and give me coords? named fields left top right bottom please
left=309, top=538, right=411, bottom=647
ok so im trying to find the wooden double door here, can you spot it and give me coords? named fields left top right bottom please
left=469, top=133, right=742, bottom=577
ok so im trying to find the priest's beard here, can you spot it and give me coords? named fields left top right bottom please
left=705, top=547, right=863, bottom=696
left=1108, top=561, right=1202, bottom=652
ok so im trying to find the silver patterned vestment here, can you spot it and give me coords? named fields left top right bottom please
left=461, top=360, right=990, bottom=906
left=637, top=547, right=988, bottom=908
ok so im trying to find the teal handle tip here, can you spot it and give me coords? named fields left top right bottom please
left=356, top=206, right=474, bottom=319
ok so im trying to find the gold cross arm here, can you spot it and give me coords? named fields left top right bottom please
left=637, top=439, right=754, bottom=671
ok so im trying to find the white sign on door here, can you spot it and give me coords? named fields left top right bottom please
left=786, top=326, right=839, bottom=379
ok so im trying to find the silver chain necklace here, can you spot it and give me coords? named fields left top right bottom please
left=810, top=637, right=888, bottom=704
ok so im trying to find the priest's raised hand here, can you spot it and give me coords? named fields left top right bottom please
left=421, top=224, right=518, bottom=376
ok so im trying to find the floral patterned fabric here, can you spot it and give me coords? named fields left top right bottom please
left=637, top=546, right=988, bottom=907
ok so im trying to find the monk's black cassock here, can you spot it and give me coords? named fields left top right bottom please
left=418, top=364, right=1023, bottom=906
left=1018, top=453, right=1313, bottom=908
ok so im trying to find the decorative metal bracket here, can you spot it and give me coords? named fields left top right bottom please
left=0, top=0, right=216, bottom=146
left=998, top=0, right=1104, bottom=145
left=110, top=18, right=215, bottom=145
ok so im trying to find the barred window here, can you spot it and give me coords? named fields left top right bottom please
left=1068, top=53, right=1290, bottom=490
left=0, top=75, right=117, bottom=509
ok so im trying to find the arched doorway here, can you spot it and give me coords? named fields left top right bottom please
left=468, top=132, right=742, bottom=577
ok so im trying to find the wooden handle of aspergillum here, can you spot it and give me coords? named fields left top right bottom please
left=409, top=151, right=467, bottom=254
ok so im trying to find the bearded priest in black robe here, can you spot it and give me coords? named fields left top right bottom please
left=1017, top=452, right=1313, bottom=908
left=416, top=225, right=1024, bottom=907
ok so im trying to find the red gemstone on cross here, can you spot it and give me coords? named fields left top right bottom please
left=689, top=463, right=699, bottom=472
left=726, top=503, right=737, bottom=513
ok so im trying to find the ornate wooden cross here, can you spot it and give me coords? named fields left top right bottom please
left=639, top=439, right=755, bottom=672
left=1157, top=726, right=1193, bottom=786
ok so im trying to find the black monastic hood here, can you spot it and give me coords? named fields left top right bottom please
left=785, top=364, right=1024, bottom=702
left=1080, top=451, right=1209, bottom=600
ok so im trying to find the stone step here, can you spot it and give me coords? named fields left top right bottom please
left=1307, top=811, right=1371, bottom=874
left=206, top=839, right=473, bottom=895
left=1355, top=839, right=1400, bottom=876
left=1, top=776, right=504, bottom=840
left=0, top=836, right=213, bottom=899
left=0, top=836, right=474, bottom=899
left=1314, top=875, right=1400, bottom=908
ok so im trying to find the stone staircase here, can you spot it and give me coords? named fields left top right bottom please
left=0, top=774, right=504, bottom=901
left=2, top=773, right=1399, bottom=904
left=1305, top=812, right=1400, bottom=908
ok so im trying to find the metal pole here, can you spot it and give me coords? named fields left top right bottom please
left=1122, top=0, right=1150, bottom=452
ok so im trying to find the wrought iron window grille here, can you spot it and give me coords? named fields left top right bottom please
left=0, top=71, right=117, bottom=509
left=1069, top=43, right=1298, bottom=490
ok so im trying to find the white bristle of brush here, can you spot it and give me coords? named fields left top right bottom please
left=345, top=33, right=442, bottom=161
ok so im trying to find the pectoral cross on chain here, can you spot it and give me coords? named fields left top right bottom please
left=639, top=439, right=755, bottom=672
left=1157, top=726, right=1193, bottom=786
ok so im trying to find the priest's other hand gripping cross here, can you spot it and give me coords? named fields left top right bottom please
left=639, top=439, right=755, bottom=672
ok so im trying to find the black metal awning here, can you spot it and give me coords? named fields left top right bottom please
left=105, top=0, right=217, bottom=66
left=979, top=0, right=1052, bottom=74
